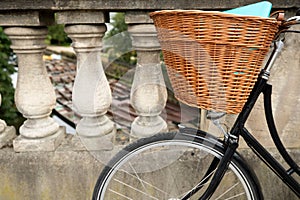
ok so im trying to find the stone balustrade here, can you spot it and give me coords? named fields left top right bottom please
left=0, top=0, right=299, bottom=153
left=0, top=1, right=299, bottom=199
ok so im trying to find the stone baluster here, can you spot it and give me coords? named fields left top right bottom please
left=126, top=12, right=168, bottom=138
left=57, top=11, right=115, bottom=150
left=4, top=25, right=65, bottom=152
left=0, top=94, right=16, bottom=148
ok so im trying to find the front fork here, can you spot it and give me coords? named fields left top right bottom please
left=195, top=72, right=269, bottom=200
left=198, top=140, right=239, bottom=200
left=180, top=137, right=238, bottom=200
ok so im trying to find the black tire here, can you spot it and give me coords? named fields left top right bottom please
left=93, top=130, right=262, bottom=200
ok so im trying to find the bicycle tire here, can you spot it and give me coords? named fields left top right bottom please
left=93, top=131, right=262, bottom=200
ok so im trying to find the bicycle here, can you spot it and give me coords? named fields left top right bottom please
left=92, top=9, right=300, bottom=200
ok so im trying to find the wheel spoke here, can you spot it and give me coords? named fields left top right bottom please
left=224, top=192, right=246, bottom=200
left=215, top=182, right=242, bottom=200
left=128, top=162, right=148, bottom=193
left=180, top=169, right=216, bottom=198
left=112, top=178, right=159, bottom=200
left=108, top=188, right=133, bottom=200
left=119, top=168, right=170, bottom=195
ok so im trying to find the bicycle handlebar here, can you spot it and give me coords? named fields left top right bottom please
left=273, top=9, right=300, bottom=40
left=263, top=9, right=300, bottom=75
left=286, top=16, right=300, bottom=23
left=285, top=8, right=300, bottom=24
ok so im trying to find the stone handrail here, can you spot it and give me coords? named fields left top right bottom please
left=0, top=0, right=297, bottom=10
left=0, top=0, right=299, bottom=152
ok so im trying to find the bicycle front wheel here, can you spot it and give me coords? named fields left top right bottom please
left=93, top=131, right=261, bottom=200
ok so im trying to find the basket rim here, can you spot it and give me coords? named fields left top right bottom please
left=149, top=10, right=279, bottom=22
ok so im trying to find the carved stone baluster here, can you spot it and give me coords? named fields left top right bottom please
left=0, top=94, right=16, bottom=148
left=126, top=12, right=168, bottom=138
left=4, top=27, right=65, bottom=152
left=58, top=11, right=115, bottom=150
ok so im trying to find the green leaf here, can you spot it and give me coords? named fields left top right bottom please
left=0, top=26, right=24, bottom=128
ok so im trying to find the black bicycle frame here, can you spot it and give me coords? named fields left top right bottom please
left=194, top=70, right=300, bottom=199
left=178, top=20, right=300, bottom=198
left=239, top=80, right=300, bottom=197
left=194, top=70, right=269, bottom=200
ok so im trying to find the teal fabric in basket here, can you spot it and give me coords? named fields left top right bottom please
left=223, top=1, right=272, bottom=17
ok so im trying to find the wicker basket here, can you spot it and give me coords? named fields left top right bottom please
left=150, top=10, right=280, bottom=114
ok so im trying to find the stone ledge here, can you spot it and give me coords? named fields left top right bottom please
left=13, top=127, right=66, bottom=152
left=0, top=135, right=299, bottom=199
left=0, top=134, right=119, bottom=200
left=0, top=0, right=298, bottom=10
left=0, top=11, right=54, bottom=26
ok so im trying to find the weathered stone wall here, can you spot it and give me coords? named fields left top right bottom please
left=0, top=137, right=299, bottom=199
left=0, top=136, right=104, bottom=200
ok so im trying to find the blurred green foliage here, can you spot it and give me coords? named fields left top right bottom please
left=46, top=24, right=71, bottom=46
left=103, top=13, right=136, bottom=66
left=0, top=27, right=24, bottom=127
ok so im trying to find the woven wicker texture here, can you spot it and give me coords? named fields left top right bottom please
left=150, top=10, right=280, bottom=114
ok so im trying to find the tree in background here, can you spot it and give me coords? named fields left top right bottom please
left=104, top=13, right=136, bottom=65
left=47, top=24, right=71, bottom=46
left=0, top=27, right=23, bottom=128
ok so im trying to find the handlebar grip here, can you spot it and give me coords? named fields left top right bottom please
left=296, top=8, right=300, bottom=16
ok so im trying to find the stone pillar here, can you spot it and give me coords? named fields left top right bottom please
left=126, top=12, right=168, bottom=138
left=0, top=94, right=16, bottom=148
left=58, top=11, right=115, bottom=150
left=4, top=27, right=65, bottom=152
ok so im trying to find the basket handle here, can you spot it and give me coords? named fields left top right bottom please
left=270, top=10, right=285, bottom=21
